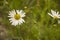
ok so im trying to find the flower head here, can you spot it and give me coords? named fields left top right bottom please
left=8, top=10, right=25, bottom=26
left=48, top=10, right=60, bottom=19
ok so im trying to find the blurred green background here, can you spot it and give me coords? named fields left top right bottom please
left=0, top=0, right=60, bottom=40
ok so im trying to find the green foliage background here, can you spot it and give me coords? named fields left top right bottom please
left=0, top=0, right=60, bottom=40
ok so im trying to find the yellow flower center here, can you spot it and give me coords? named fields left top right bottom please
left=14, top=14, right=20, bottom=20
left=54, top=16, right=58, bottom=19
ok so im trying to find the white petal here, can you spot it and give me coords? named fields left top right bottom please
left=14, top=21, right=19, bottom=25
left=9, top=10, right=16, bottom=15
left=8, top=10, right=16, bottom=17
left=16, top=10, right=20, bottom=14
left=57, top=11, right=59, bottom=15
left=11, top=20, right=18, bottom=26
left=19, top=19, right=23, bottom=23
left=20, top=18, right=25, bottom=23
left=10, top=20, right=13, bottom=23
left=58, top=17, right=60, bottom=18
left=18, top=18, right=25, bottom=24
left=20, top=10, right=25, bottom=14
left=8, top=15, right=14, bottom=17
left=48, top=13, right=53, bottom=17
left=51, top=10, right=56, bottom=15
left=21, top=14, right=26, bottom=17
left=58, top=15, right=60, bottom=17
left=9, top=18, right=14, bottom=20
left=11, top=22, right=17, bottom=26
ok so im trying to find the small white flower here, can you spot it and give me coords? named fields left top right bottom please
left=8, top=10, right=25, bottom=26
left=48, top=10, right=60, bottom=19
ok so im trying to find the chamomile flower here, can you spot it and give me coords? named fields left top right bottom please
left=48, top=10, right=60, bottom=19
left=8, top=10, right=25, bottom=26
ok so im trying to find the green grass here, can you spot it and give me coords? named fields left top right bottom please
left=0, top=0, right=60, bottom=40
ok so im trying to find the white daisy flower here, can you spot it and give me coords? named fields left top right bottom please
left=48, top=10, right=60, bottom=19
left=8, top=10, right=25, bottom=26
